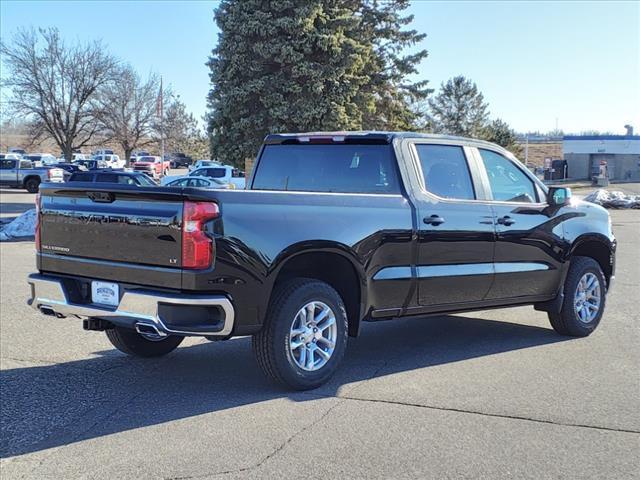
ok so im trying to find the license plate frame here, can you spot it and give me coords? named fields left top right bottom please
left=91, top=281, right=120, bottom=307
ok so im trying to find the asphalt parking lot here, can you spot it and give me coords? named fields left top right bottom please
left=0, top=186, right=639, bottom=479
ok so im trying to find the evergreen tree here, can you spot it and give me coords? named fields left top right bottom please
left=163, top=96, right=203, bottom=156
left=428, top=76, right=489, bottom=137
left=206, top=0, right=372, bottom=167
left=481, top=118, right=523, bottom=158
left=356, top=0, right=431, bottom=130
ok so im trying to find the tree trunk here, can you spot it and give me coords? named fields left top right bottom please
left=63, top=144, right=74, bottom=162
left=124, top=148, right=133, bottom=167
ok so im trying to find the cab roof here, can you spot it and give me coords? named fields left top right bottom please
left=263, top=131, right=501, bottom=149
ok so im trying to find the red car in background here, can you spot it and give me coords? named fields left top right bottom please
left=131, top=156, right=170, bottom=180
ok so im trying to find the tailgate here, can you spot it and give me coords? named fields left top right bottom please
left=39, top=184, right=184, bottom=268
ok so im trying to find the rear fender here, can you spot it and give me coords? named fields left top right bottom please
left=269, top=242, right=368, bottom=329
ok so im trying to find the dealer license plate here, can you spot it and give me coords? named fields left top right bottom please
left=91, top=281, right=119, bottom=307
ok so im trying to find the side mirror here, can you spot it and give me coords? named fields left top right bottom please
left=548, top=187, right=572, bottom=206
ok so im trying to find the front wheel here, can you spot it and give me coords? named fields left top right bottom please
left=548, top=256, right=607, bottom=337
left=253, top=278, right=348, bottom=390
left=106, top=326, right=183, bottom=357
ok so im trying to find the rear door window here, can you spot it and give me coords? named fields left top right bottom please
left=96, top=173, right=118, bottom=183
left=204, top=168, right=226, bottom=178
left=1, top=160, right=17, bottom=169
left=115, top=175, right=137, bottom=185
left=70, top=172, right=94, bottom=182
left=414, top=145, right=475, bottom=200
left=253, top=144, right=400, bottom=194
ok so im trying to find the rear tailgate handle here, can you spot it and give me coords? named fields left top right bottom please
left=87, top=191, right=115, bottom=203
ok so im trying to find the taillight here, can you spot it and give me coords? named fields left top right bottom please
left=35, top=193, right=41, bottom=251
left=47, top=169, right=52, bottom=179
left=182, top=201, right=219, bottom=269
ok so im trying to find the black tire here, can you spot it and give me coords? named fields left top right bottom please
left=253, top=278, right=348, bottom=390
left=105, top=326, right=184, bottom=357
left=24, top=177, right=40, bottom=193
left=548, top=256, right=606, bottom=337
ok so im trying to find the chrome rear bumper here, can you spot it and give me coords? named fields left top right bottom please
left=27, top=273, right=234, bottom=337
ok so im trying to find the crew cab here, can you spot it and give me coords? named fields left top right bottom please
left=0, top=157, right=64, bottom=192
left=131, top=155, right=170, bottom=179
left=28, top=132, right=616, bottom=389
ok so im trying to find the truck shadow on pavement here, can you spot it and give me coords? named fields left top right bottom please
left=0, top=314, right=569, bottom=459
left=0, top=203, right=34, bottom=215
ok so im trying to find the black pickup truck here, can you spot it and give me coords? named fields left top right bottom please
left=28, top=132, right=616, bottom=389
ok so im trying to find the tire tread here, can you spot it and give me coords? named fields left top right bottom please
left=253, top=278, right=347, bottom=389
left=548, top=256, right=605, bottom=337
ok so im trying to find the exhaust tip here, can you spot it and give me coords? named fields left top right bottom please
left=135, top=322, right=167, bottom=338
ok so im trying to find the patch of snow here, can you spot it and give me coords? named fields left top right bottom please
left=0, top=209, right=36, bottom=241
left=583, top=190, right=640, bottom=209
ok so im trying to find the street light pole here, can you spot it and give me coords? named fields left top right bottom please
left=160, top=76, right=164, bottom=162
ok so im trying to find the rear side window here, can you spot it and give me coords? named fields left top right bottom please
left=70, top=172, right=93, bottom=182
left=117, top=175, right=137, bottom=185
left=415, top=145, right=475, bottom=200
left=204, top=168, right=226, bottom=178
left=96, top=173, right=118, bottom=183
left=253, top=144, right=400, bottom=194
left=20, top=160, right=33, bottom=169
left=479, top=149, right=537, bottom=203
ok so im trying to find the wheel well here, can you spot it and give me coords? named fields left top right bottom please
left=23, top=175, right=40, bottom=186
left=273, top=252, right=362, bottom=337
left=572, top=240, right=613, bottom=286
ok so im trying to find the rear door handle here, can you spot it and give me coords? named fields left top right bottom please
left=497, top=215, right=515, bottom=226
left=424, top=214, right=445, bottom=226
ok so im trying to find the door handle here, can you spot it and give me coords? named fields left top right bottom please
left=424, top=214, right=445, bottom=226
left=497, top=215, right=515, bottom=226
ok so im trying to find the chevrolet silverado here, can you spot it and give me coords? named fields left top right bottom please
left=28, top=132, right=616, bottom=389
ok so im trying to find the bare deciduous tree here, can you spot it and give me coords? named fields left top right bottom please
left=95, top=65, right=160, bottom=164
left=0, top=28, right=117, bottom=160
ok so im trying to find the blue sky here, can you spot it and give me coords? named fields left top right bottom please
left=1, top=0, right=638, bottom=134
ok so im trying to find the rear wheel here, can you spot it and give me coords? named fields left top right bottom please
left=548, top=256, right=606, bottom=337
left=24, top=177, right=40, bottom=193
left=253, top=278, right=348, bottom=390
left=106, top=326, right=183, bottom=357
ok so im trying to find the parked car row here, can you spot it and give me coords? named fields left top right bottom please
left=2, top=149, right=245, bottom=192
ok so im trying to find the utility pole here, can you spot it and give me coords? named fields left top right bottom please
left=160, top=76, right=165, bottom=162
left=525, top=134, right=529, bottom=164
